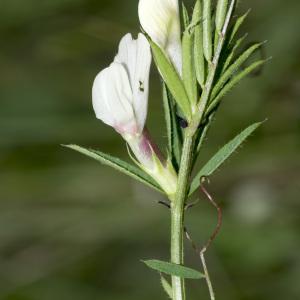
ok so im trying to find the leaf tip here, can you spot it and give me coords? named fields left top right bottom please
left=61, top=144, right=78, bottom=150
left=266, top=56, right=273, bottom=62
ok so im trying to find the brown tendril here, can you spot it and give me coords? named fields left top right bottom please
left=183, top=177, right=222, bottom=254
left=199, top=176, right=223, bottom=254
left=158, top=177, right=223, bottom=254
left=184, top=178, right=221, bottom=300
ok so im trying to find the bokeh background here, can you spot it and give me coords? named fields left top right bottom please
left=0, top=0, right=299, bottom=299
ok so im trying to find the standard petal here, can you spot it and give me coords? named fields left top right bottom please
left=92, top=62, right=138, bottom=134
left=132, top=33, right=151, bottom=133
left=114, top=33, right=137, bottom=84
left=114, top=33, right=151, bottom=133
left=138, top=0, right=182, bottom=74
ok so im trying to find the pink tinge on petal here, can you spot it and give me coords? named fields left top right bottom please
left=118, top=126, right=166, bottom=171
left=138, top=128, right=164, bottom=163
left=114, top=122, right=140, bottom=136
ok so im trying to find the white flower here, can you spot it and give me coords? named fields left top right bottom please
left=92, top=33, right=178, bottom=198
left=92, top=33, right=151, bottom=137
left=138, top=0, right=182, bottom=74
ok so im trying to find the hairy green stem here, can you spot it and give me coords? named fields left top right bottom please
left=171, top=132, right=195, bottom=300
left=170, top=3, right=236, bottom=299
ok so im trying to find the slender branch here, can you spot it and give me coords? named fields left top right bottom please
left=199, top=180, right=222, bottom=300
left=200, top=178, right=223, bottom=253
left=184, top=227, right=216, bottom=300
left=185, top=179, right=223, bottom=253
left=184, top=180, right=223, bottom=300
left=200, top=253, right=215, bottom=300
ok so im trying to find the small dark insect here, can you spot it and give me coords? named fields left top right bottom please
left=177, top=116, right=188, bottom=128
left=139, top=80, right=145, bottom=92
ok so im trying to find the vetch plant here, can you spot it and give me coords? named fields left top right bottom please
left=65, top=1, right=268, bottom=299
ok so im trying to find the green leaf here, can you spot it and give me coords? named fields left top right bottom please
left=193, top=0, right=205, bottom=88
left=163, top=84, right=182, bottom=171
left=228, top=9, right=250, bottom=45
left=160, top=275, right=173, bottom=299
left=182, top=2, right=190, bottom=29
left=149, top=39, right=192, bottom=121
left=203, top=0, right=212, bottom=62
left=143, top=259, right=205, bottom=279
left=163, top=84, right=173, bottom=156
left=211, top=42, right=264, bottom=99
left=182, top=29, right=198, bottom=108
left=207, top=59, right=268, bottom=115
left=221, top=33, right=248, bottom=73
left=216, top=0, right=228, bottom=32
left=214, top=26, right=220, bottom=56
left=192, top=111, right=216, bottom=169
left=64, top=145, right=163, bottom=193
left=189, top=122, right=263, bottom=196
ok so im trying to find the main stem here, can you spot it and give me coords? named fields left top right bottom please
left=170, top=4, right=236, bottom=299
left=171, top=132, right=195, bottom=300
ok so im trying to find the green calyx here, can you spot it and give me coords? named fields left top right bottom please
left=140, top=151, right=178, bottom=201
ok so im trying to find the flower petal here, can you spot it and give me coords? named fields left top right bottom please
left=138, top=0, right=182, bottom=74
left=92, top=62, right=138, bottom=134
left=114, top=33, right=151, bottom=133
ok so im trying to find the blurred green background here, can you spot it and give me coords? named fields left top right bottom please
left=0, top=0, right=299, bottom=299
